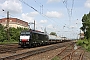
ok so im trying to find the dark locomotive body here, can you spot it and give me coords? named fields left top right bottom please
left=19, top=29, right=62, bottom=47
left=19, top=30, right=49, bottom=47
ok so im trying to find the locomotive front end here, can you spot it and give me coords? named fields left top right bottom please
left=19, top=31, right=31, bottom=47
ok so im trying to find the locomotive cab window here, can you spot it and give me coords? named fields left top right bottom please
left=25, top=32, right=30, bottom=36
left=20, top=31, right=30, bottom=36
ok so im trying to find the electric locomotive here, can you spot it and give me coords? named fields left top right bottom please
left=19, top=29, right=49, bottom=47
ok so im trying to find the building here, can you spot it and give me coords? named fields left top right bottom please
left=0, top=18, right=29, bottom=28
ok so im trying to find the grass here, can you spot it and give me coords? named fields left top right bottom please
left=0, top=40, right=18, bottom=44
left=0, top=42, right=18, bottom=44
left=52, top=56, right=60, bottom=60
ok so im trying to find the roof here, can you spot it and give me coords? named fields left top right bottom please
left=31, top=30, right=47, bottom=35
left=21, top=29, right=47, bottom=35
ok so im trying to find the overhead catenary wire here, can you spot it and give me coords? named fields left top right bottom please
left=33, top=0, right=66, bottom=27
left=19, top=0, right=64, bottom=32
left=63, top=0, right=74, bottom=19
left=62, top=0, right=74, bottom=26
left=33, top=0, right=43, bottom=14
left=19, top=0, right=39, bottom=12
left=19, top=0, right=73, bottom=38
left=71, top=0, right=74, bottom=17
left=34, top=0, right=61, bottom=21
left=63, top=0, right=71, bottom=19
left=19, top=0, right=76, bottom=38
left=20, top=0, right=55, bottom=24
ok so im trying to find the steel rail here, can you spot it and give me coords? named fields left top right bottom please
left=57, top=42, right=74, bottom=56
left=61, top=46, right=81, bottom=60
left=0, top=42, right=73, bottom=60
left=79, top=51, right=85, bottom=60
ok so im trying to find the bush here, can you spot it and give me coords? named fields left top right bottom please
left=77, top=39, right=90, bottom=51
left=52, top=56, right=60, bottom=60
left=86, top=39, right=90, bottom=51
left=77, top=40, right=84, bottom=46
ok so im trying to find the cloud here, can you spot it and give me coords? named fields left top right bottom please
left=21, top=11, right=39, bottom=22
left=40, top=20, right=47, bottom=24
left=45, top=11, right=63, bottom=18
left=0, top=0, right=22, bottom=14
left=47, top=24, right=59, bottom=33
left=0, top=0, right=5, bottom=3
left=36, top=26, right=44, bottom=32
left=28, top=11, right=39, bottom=17
left=47, top=0, right=61, bottom=3
left=70, top=26, right=75, bottom=28
left=21, top=13, right=34, bottom=22
left=47, top=24, right=54, bottom=29
left=85, top=0, right=90, bottom=8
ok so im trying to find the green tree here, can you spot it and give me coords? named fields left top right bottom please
left=50, top=32, right=57, bottom=36
left=9, top=27, right=28, bottom=41
left=81, top=12, right=90, bottom=39
left=0, top=24, right=6, bottom=42
left=0, top=23, right=29, bottom=42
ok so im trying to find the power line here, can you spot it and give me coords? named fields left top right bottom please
left=19, top=0, right=39, bottom=12
left=19, top=0, right=65, bottom=33
left=62, top=0, right=74, bottom=24
left=63, top=0, right=74, bottom=18
left=63, top=0, right=71, bottom=20
left=33, top=0, right=43, bottom=14
left=19, top=0, right=61, bottom=27
left=71, top=0, right=74, bottom=17
left=34, top=0, right=42, bottom=6
left=33, top=0, right=66, bottom=26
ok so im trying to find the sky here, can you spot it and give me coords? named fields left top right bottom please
left=0, top=0, right=90, bottom=39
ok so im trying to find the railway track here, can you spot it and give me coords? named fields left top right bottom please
left=0, top=40, right=72, bottom=54
left=0, top=44, right=24, bottom=54
left=55, top=42, right=85, bottom=60
left=0, top=42, right=73, bottom=60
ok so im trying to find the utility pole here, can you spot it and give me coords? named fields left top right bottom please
left=34, top=20, right=35, bottom=30
left=2, top=10, right=10, bottom=40
left=44, top=27, right=46, bottom=33
left=29, top=20, right=35, bottom=30
left=6, top=11, right=10, bottom=40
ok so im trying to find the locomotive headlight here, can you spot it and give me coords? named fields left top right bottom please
left=27, top=39, right=29, bottom=41
left=42, top=41, right=43, bottom=42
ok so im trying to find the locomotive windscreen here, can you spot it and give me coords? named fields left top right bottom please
left=20, top=31, right=30, bottom=36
